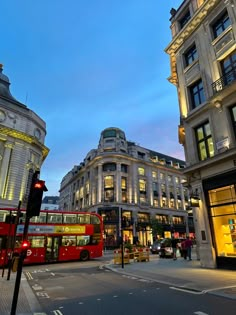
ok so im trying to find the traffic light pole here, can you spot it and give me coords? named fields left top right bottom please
left=121, top=227, right=124, bottom=269
left=10, top=250, right=25, bottom=315
left=7, top=201, right=22, bottom=281
left=10, top=215, right=30, bottom=315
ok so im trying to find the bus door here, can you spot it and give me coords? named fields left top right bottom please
left=45, top=237, right=60, bottom=262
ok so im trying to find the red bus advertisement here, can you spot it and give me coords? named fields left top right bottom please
left=0, top=208, right=104, bottom=266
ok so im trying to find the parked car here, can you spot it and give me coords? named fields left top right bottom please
left=159, top=238, right=173, bottom=258
left=150, top=241, right=161, bottom=254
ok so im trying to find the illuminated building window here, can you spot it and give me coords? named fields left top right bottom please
left=139, top=179, right=146, bottom=193
left=156, top=215, right=168, bottom=224
left=195, top=122, right=215, bottom=161
left=121, top=177, right=127, bottom=203
left=153, top=199, right=158, bottom=207
left=104, top=176, right=114, bottom=188
left=138, top=167, right=145, bottom=175
left=104, top=175, right=114, bottom=202
left=160, top=172, right=164, bottom=180
left=152, top=171, right=157, bottom=179
left=212, top=11, right=230, bottom=39
left=121, top=177, right=127, bottom=190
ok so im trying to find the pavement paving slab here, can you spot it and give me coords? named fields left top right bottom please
left=0, top=270, right=42, bottom=315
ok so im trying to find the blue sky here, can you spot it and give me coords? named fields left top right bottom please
left=1, top=0, right=184, bottom=196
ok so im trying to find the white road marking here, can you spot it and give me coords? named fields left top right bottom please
left=25, top=272, right=33, bottom=280
left=129, top=292, right=133, bottom=295
left=78, top=302, right=84, bottom=304
left=36, top=292, right=50, bottom=298
left=53, top=310, right=64, bottom=315
left=113, top=295, right=118, bottom=298
left=194, top=312, right=209, bottom=315
left=97, top=298, right=101, bottom=301
left=32, top=284, right=43, bottom=291
left=51, top=272, right=55, bottom=276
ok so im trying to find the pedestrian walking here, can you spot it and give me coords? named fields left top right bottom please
left=181, top=239, right=187, bottom=260
left=185, top=236, right=193, bottom=260
left=171, top=237, right=179, bottom=260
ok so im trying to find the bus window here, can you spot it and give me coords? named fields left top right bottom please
left=47, top=213, right=62, bottom=223
left=39, top=213, right=47, bottom=223
left=62, top=236, right=76, bottom=246
left=31, top=213, right=46, bottom=223
left=28, top=236, right=45, bottom=248
left=77, top=235, right=90, bottom=246
left=63, top=214, right=77, bottom=224
left=78, top=214, right=90, bottom=224
left=91, top=215, right=100, bottom=224
left=0, top=210, right=10, bottom=222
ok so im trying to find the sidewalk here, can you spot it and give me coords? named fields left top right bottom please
left=0, top=269, right=44, bottom=315
left=105, top=249, right=236, bottom=300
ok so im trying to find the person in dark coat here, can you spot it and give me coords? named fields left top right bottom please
left=181, top=239, right=187, bottom=260
left=185, top=236, right=193, bottom=260
left=171, top=238, right=179, bottom=260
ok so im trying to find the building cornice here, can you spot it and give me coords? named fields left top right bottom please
left=165, top=0, right=221, bottom=84
left=0, top=125, right=49, bottom=160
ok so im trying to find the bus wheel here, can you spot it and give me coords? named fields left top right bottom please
left=80, top=250, right=89, bottom=261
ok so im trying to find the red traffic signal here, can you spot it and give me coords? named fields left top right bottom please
left=21, top=240, right=30, bottom=249
left=26, top=175, right=48, bottom=217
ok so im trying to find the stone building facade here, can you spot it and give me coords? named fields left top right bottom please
left=166, top=0, right=236, bottom=268
left=0, top=65, right=49, bottom=209
left=59, top=127, right=193, bottom=248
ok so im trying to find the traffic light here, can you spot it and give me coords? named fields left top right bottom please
left=26, top=176, right=47, bottom=217
left=21, top=240, right=30, bottom=250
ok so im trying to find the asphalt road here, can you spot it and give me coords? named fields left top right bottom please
left=23, top=258, right=236, bottom=315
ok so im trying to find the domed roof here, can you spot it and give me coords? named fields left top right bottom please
left=101, top=127, right=126, bottom=140
left=0, top=64, right=17, bottom=101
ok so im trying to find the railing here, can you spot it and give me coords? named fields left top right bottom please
left=212, top=68, right=236, bottom=94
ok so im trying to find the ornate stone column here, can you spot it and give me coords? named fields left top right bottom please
left=116, top=163, right=121, bottom=203
left=0, top=142, right=13, bottom=198
left=97, top=164, right=103, bottom=203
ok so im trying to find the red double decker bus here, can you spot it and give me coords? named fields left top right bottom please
left=0, top=208, right=104, bottom=266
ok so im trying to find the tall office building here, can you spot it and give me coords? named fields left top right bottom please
left=0, top=65, right=49, bottom=209
left=59, top=127, right=193, bottom=248
left=166, top=0, right=236, bottom=268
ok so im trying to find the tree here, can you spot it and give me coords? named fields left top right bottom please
left=150, top=219, right=163, bottom=240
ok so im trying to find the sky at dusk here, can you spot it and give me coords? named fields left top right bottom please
left=1, top=0, right=184, bottom=196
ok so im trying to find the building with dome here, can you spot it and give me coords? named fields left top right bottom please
left=0, top=65, right=49, bottom=209
left=59, top=127, right=193, bottom=248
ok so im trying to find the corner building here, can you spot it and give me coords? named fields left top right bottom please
left=0, top=65, right=49, bottom=208
left=166, top=0, right=236, bottom=268
left=59, top=127, right=193, bottom=248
